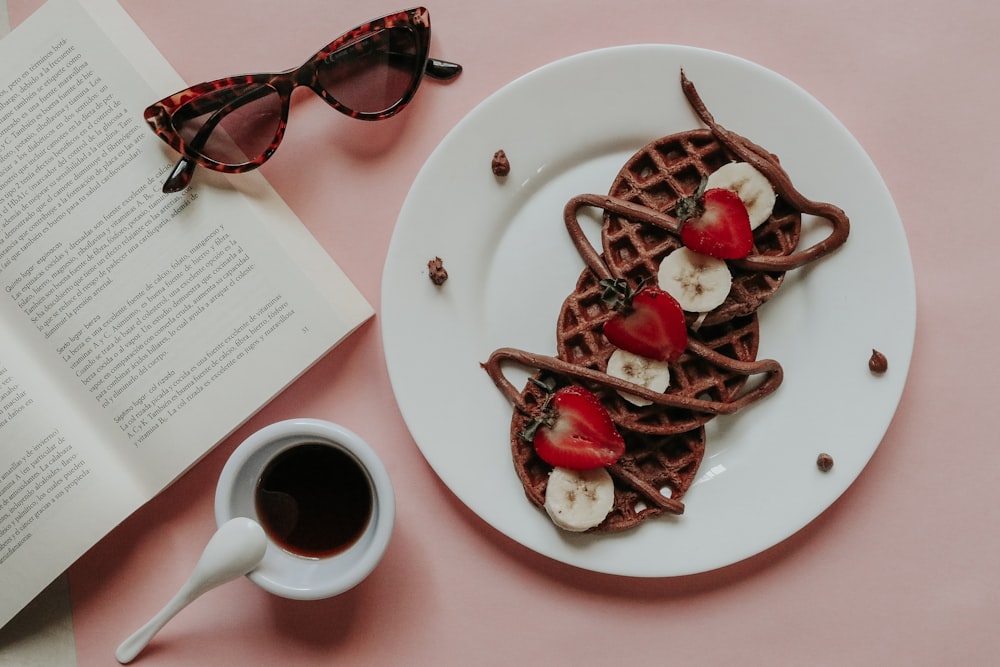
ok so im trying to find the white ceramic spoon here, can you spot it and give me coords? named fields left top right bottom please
left=115, top=517, right=268, bottom=664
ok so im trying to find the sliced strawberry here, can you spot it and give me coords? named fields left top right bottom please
left=677, top=185, right=753, bottom=259
left=524, top=384, right=625, bottom=470
left=601, top=279, right=687, bottom=362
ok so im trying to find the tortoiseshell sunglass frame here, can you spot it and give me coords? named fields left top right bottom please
left=143, top=6, right=461, bottom=193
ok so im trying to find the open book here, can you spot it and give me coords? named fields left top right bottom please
left=0, top=0, right=373, bottom=628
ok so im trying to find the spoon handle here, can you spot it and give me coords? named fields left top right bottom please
left=114, top=519, right=266, bottom=663
left=115, top=584, right=197, bottom=663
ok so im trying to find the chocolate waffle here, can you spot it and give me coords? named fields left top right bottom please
left=484, top=351, right=706, bottom=532
left=567, top=71, right=850, bottom=328
left=599, top=129, right=801, bottom=326
left=556, top=263, right=780, bottom=435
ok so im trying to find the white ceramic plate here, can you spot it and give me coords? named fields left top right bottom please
left=381, top=45, right=914, bottom=577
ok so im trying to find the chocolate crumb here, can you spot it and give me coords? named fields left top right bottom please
left=427, top=257, right=448, bottom=285
left=816, top=453, right=834, bottom=472
left=491, top=149, right=510, bottom=177
left=868, top=349, right=888, bottom=374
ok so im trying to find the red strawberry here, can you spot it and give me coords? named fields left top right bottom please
left=676, top=182, right=753, bottom=259
left=601, top=279, right=687, bottom=362
left=523, top=383, right=625, bottom=470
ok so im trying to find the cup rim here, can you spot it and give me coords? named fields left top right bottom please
left=215, top=418, right=395, bottom=599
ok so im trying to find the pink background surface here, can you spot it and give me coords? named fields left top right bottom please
left=8, top=0, right=999, bottom=664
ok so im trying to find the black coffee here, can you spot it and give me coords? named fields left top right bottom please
left=255, top=443, right=373, bottom=558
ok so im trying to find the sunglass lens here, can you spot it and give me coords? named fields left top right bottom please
left=173, top=83, right=283, bottom=166
left=316, top=26, right=421, bottom=115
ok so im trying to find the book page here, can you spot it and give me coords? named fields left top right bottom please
left=0, top=0, right=372, bottom=628
left=0, top=338, right=147, bottom=629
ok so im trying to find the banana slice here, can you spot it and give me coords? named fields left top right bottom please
left=706, top=162, right=776, bottom=230
left=543, top=466, right=615, bottom=532
left=657, top=246, right=732, bottom=313
left=606, top=348, right=671, bottom=407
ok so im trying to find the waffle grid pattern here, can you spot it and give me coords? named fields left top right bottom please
left=509, top=374, right=708, bottom=532
left=603, top=129, right=802, bottom=326
left=556, top=265, right=760, bottom=434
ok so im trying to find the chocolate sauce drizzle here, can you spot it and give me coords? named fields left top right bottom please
left=481, top=70, right=851, bottom=527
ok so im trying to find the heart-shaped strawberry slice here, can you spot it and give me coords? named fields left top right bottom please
left=525, top=384, right=625, bottom=470
left=677, top=186, right=753, bottom=259
left=601, top=280, right=687, bottom=362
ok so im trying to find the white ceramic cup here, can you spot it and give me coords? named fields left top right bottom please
left=215, top=418, right=395, bottom=600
